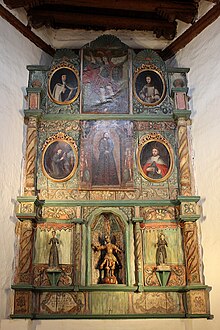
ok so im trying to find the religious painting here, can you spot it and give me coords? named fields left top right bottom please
left=80, top=120, right=133, bottom=189
left=42, top=133, right=78, bottom=182
left=134, top=67, right=166, bottom=106
left=137, top=133, right=173, bottom=183
left=48, top=65, right=80, bottom=105
left=82, top=49, right=129, bottom=113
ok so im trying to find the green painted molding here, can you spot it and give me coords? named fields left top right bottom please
left=44, top=199, right=180, bottom=208
left=173, top=110, right=191, bottom=120
left=11, top=314, right=33, bottom=319
left=26, top=87, right=42, bottom=93
left=42, top=218, right=73, bottom=223
left=27, top=65, right=49, bottom=71
left=17, top=196, right=44, bottom=206
left=185, top=314, right=214, bottom=320
left=17, top=196, right=39, bottom=203
left=16, top=212, right=38, bottom=219
left=11, top=313, right=213, bottom=320
left=171, top=87, right=188, bottom=93
left=11, top=284, right=34, bottom=290
left=179, top=215, right=200, bottom=222
left=178, top=196, right=200, bottom=203
left=132, top=217, right=144, bottom=223
left=167, top=67, right=190, bottom=73
left=72, top=218, right=84, bottom=224
left=143, top=219, right=178, bottom=223
left=41, top=113, right=174, bottom=122
left=24, top=109, right=43, bottom=118
left=11, top=284, right=211, bottom=293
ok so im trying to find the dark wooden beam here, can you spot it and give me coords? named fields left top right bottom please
left=3, top=0, right=199, bottom=13
left=28, top=8, right=177, bottom=39
left=160, top=3, right=220, bottom=60
left=0, top=4, right=55, bottom=57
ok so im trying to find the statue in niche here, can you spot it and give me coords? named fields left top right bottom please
left=48, top=231, right=60, bottom=269
left=92, top=235, right=122, bottom=284
left=156, top=233, right=168, bottom=265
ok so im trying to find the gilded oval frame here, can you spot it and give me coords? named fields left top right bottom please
left=41, top=133, right=78, bottom=182
left=48, top=64, right=80, bottom=105
left=133, top=67, right=166, bottom=106
left=137, top=133, right=174, bottom=183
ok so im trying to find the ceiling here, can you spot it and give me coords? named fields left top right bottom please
left=1, top=0, right=219, bottom=56
left=3, top=0, right=214, bottom=41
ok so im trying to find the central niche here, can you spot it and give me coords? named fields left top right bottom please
left=91, top=212, right=126, bottom=285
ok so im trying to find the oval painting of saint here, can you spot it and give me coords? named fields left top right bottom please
left=48, top=66, right=80, bottom=105
left=134, top=69, right=166, bottom=106
left=138, top=140, right=173, bottom=183
left=42, top=140, right=77, bottom=182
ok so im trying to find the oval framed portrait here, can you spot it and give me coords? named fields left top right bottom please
left=137, top=135, right=173, bottom=183
left=48, top=66, right=80, bottom=105
left=42, top=137, right=78, bottom=182
left=134, top=68, right=166, bottom=106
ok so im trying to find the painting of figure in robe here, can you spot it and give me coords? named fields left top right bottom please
left=42, top=139, right=77, bottom=182
left=48, top=66, right=79, bottom=105
left=92, top=132, right=119, bottom=185
left=80, top=121, right=133, bottom=189
left=138, top=139, right=173, bottom=183
left=82, top=49, right=129, bottom=113
left=134, top=69, right=166, bottom=106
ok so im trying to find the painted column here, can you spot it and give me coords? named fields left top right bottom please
left=24, top=116, right=38, bottom=196
left=176, top=115, right=202, bottom=285
left=13, top=218, right=34, bottom=316
left=133, top=207, right=144, bottom=290
left=16, top=219, right=34, bottom=284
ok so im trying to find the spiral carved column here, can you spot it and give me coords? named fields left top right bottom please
left=24, top=117, right=38, bottom=196
left=177, top=117, right=201, bottom=284
left=177, top=118, right=191, bottom=196
left=17, top=220, right=34, bottom=284
left=133, top=220, right=144, bottom=289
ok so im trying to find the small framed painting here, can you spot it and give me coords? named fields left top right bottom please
left=48, top=65, right=80, bottom=105
left=42, top=133, right=78, bottom=182
left=137, top=134, right=173, bottom=183
left=134, top=68, right=166, bottom=106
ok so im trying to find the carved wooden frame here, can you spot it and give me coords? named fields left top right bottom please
left=133, top=64, right=166, bottom=106
left=48, top=62, right=80, bottom=105
left=41, top=132, right=78, bottom=182
left=137, top=133, right=174, bottom=183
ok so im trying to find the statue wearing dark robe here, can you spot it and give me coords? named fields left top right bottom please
left=48, top=231, right=60, bottom=268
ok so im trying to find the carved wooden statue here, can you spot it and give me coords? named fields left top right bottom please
left=156, top=233, right=168, bottom=265
left=48, top=231, right=60, bottom=269
left=92, top=235, right=122, bottom=284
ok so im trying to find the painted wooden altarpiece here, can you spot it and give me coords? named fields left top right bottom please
left=12, top=35, right=212, bottom=319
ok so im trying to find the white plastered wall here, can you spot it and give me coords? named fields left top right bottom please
left=0, top=13, right=220, bottom=330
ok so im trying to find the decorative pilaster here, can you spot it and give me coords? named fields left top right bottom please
left=177, top=117, right=191, bottom=196
left=178, top=196, right=201, bottom=284
left=24, top=116, right=38, bottom=196
left=73, top=207, right=83, bottom=285
left=175, top=111, right=202, bottom=285
left=133, top=206, right=144, bottom=291
left=16, top=219, right=34, bottom=284
left=24, top=77, right=43, bottom=196
left=15, top=197, right=42, bottom=283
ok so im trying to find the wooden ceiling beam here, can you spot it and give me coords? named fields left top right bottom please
left=0, top=4, right=55, bottom=56
left=28, top=8, right=177, bottom=39
left=160, top=3, right=220, bottom=60
left=4, top=0, right=199, bottom=14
